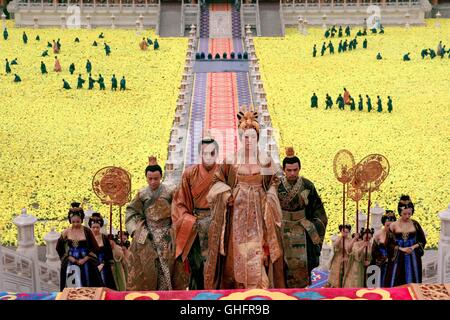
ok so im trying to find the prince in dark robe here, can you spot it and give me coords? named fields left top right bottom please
left=277, top=147, right=328, bottom=288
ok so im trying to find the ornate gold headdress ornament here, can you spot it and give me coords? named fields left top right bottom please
left=285, top=146, right=295, bottom=158
left=148, top=156, right=158, bottom=166
left=237, top=108, right=260, bottom=134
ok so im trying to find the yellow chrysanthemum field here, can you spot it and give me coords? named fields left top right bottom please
left=0, top=20, right=448, bottom=248
left=254, top=19, right=450, bottom=248
left=0, top=21, right=187, bottom=245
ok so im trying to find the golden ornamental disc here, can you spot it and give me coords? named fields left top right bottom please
left=333, top=149, right=355, bottom=184
left=357, top=154, right=390, bottom=193
left=93, top=166, right=132, bottom=206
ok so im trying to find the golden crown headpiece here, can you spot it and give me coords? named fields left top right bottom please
left=285, top=146, right=296, bottom=158
left=237, top=108, right=260, bottom=134
left=148, top=156, right=158, bottom=166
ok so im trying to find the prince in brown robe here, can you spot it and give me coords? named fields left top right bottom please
left=172, top=138, right=219, bottom=289
left=125, top=157, right=184, bottom=290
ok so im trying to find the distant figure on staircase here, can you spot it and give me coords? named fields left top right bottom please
left=77, top=74, right=85, bottom=89
left=69, top=63, right=76, bottom=75
left=387, top=96, right=393, bottom=113
left=366, top=95, right=372, bottom=112
left=104, top=43, right=111, bottom=56
left=429, top=48, right=437, bottom=59
left=358, top=94, right=364, bottom=111
left=310, top=93, right=318, bottom=108
left=437, top=41, right=443, bottom=56
left=328, top=41, right=334, bottom=54
left=321, top=42, right=327, bottom=56
left=5, top=58, right=11, bottom=74
left=98, top=74, right=106, bottom=90
left=343, top=88, right=350, bottom=105
left=63, top=79, right=71, bottom=90
left=40, top=61, right=48, bottom=74
left=86, top=59, right=92, bottom=74
left=54, top=56, right=62, bottom=72
left=377, top=96, right=383, bottom=112
left=345, top=25, right=351, bottom=37
left=88, top=74, right=96, bottom=90
left=53, top=40, right=60, bottom=54
left=120, top=76, right=126, bottom=91
left=111, top=74, right=118, bottom=91
left=140, top=37, right=148, bottom=50
left=325, top=94, right=333, bottom=109
left=313, top=44, right=317, bottom=57
left=336, top=94, right=345, bottom=110
left=349, top=96, right=355, bottom=111
left=403, top=53, right=411, bottom=61
left=154, top=39, right=160, bottom=50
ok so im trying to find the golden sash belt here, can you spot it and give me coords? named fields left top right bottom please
left=282, top=209, right=321, bottom=245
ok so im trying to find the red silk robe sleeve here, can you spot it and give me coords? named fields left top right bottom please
left=172, top=167, right=197, bottom=261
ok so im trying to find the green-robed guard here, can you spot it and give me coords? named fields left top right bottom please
left=125, top=156, right=183, bottom=291
left=277, top=147, right=328, bottom=288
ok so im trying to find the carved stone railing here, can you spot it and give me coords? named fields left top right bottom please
left=244, top=25, right=281, bottom=166
left=0, top=246, right=36, bottom=292
left=241, top=0, right=260, bottom=36
left=0, top=209, right=60, bottom=292
left=182, top=3, right=199, bottom=36
left=163, top=25, right=197, bottom=187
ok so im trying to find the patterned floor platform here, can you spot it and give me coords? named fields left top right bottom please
left=3, top=284, right=450, bottom=300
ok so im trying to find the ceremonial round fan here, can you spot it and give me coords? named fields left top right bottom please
left=92, top=166, right=132, bottom=236
left=333, top=149, right=355, bottom=184
left=358, top=154, right=390, bottom=193
left=357, top=154, right=390, bottom=270
left=333, top=149, right=355, bottom=229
